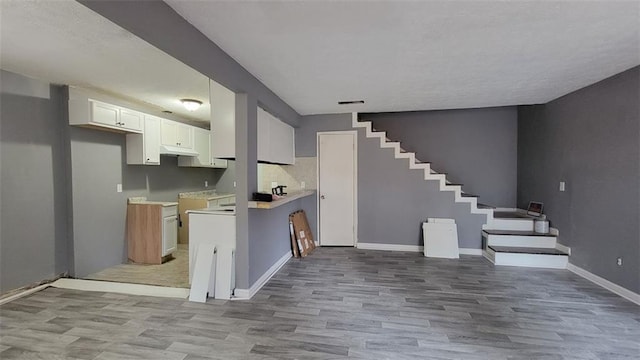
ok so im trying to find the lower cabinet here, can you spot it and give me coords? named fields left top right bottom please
left=127, top=203, right=178, bottom=264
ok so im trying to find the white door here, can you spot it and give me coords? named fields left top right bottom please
left=318, top=132, right=356, bottom=246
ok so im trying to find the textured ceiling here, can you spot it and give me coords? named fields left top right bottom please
left=0, top=0, right=210, bottom=124
left=166, top=0, right=640, bottom=115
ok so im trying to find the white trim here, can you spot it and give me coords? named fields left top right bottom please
left=232, top=251, right=291, bottom=300
left=459, top=248, right=483, bottom=256
left=555, top=242, right=571, bottom=255
left=50, top=278, right=190, bottom=299
left=357, top=243, right=423, bottom=252
left=493, top=252, right=568, bottom=269
left=0, top=283, right=50, bottom=305
left=316, top=129, right=358, bottom=247
left=567, top=263, right=640, bottom=306
left=355, top=243, right=483, bottom=256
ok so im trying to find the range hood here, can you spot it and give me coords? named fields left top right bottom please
left=159, top=144, right=199, bottom=157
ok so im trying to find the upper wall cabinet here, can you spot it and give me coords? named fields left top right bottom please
left=161, top=119, right=193, bottom=149
left=257, top=107, right=295, bottom=165
left=178, top=127, right=228, bottom=168
left=68, top=88, right=143, bottom=133
left=126, top=115, right=161, bottom=165
left=210, top=80, right=236, bottom=159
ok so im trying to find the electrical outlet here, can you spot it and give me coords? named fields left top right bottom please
left=233, top=181, right=236, bottom=188
left=116, top=183, right=122, bottom=193
left=301, top=181, right=306, bottom=189
left=204, top=180, right=208, bottom=188
left=617, top=257, right=623, bottom=266
left=559, top=181, right=566, bottom=192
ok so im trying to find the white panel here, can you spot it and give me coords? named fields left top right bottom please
left=486, top=234, right=557, bottom=248
left=318, top=133, right=355, bottom=246
left=120, top=108, right=143, bottom=131
left=144, top=116, right=161, bottom=164
left=90, top=100, right=118, bottom=126
left=257, top=107, right=271, bottom=162
left=161, top=119, right=178, bottom=146
left=176, top=123, right=193, bottom=149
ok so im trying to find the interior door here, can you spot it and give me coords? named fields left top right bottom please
left=318, top=132, right=356, bottom=246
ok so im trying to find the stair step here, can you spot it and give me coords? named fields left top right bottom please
left=493, top=211, right=534, bottom=219
left=483, top=230, right=555, bottom=237
left=461, top=193, right=477, bottom=198
left=477, top=203, right=495, bottom=209
left=488, top=245, right=567, bottom=256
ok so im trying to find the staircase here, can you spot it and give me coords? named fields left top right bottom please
left=352, top=113, right=569, bottom=269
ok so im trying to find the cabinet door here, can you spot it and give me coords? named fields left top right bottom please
left=120, top=108, right=143, bottom=132
left=162, top=215, right=178, bottom=256
left=161, top=119, right=178, bottom=146
left=144, top=116, right=161, bottom=164
left=269, top=116, right=295, bottom=165
left=257, top=107, right=271, bottom=162
left=193, top=128, right=211, bottom=166
left=177, top=123, right=193, bottom=149
left=90, top=101, right=118, bottom=126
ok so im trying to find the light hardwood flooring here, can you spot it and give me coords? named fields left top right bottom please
left=1, top=247, right=639, bottom=359
left=85, top=244, right=189, bottom=288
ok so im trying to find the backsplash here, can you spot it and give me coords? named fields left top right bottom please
left=258, top=157, right=317, bottom=192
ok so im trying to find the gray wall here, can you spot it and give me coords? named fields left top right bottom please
left=365, top=107, right=518, bottom=208
left=518, top=66, right=640, bottom=293
left=69, top=126, right=230, bottom=277
left=247, top=195, right=315, bottom=286
left=0, top=71, right=69, bottom=292
left=298, top=114, right=487, bottom=248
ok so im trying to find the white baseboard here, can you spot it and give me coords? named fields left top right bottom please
left=356, top=243, right=482, bottom=256
left=555, top=242, right=571, bottom=255
left=357, top=243, right=423, bottom=252
left=567, top=263, right=640, bottom=306
left=232, top=251, right=291, bottom=300
left=0, top=283, right=50, bottom=306
left=459, top=248, right=483, bottom=256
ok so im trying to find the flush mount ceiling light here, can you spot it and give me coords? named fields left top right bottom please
left=338, top=100, right=365, bottom=105
left=180, top=98, right=203, bottom=111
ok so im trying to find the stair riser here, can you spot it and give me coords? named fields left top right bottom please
left=487, top=219, right=534, bottom=231
left=493, top=252, right=568, bottom=269
left=485, top=235, right=557, bottom=248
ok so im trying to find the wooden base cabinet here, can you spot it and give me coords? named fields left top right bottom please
left=128, top=203, right=178, bottom=264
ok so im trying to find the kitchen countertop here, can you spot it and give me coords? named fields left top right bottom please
left=187, top=206, right=236, bottom=215
left=248, top=190, right=315, bottom=209
left=127, top=197, right=178, bottom=207
left=178, top=190, right=235, bottom=201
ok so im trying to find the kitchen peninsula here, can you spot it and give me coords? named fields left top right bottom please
left=248, top=190, right=315, bottom=209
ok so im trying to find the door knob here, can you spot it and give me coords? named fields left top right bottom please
left=320, top=195, right=325, bottom=199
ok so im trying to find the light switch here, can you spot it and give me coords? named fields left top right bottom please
left=301, top=181, right=306, bottom=189
left=233, top=181, right=236, bottom=188
left=204, top=180, right=208, bottom=188
left=559, top=181, right=566, bottom=192
left=116, top=183, right=123, bottom=193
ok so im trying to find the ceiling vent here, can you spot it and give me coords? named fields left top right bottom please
left=338, top=100, right=365, bottom=105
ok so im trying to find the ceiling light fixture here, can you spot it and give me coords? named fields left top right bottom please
left=338, top=100, right=365, bottom=105
left=180, top=98, right=203, bottom=111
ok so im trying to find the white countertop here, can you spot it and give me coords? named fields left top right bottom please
left=187, top=205, right=236, bottom=215
left=248, top=190, right=315, bottom=209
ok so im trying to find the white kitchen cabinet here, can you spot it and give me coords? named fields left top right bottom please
left=210, top=79, right=236, bottom=159
left=257, top=106, right=295, bottom=165
left=162, top=209, right=178, bottom=256
left=179, top=127, right=229, bottom=168
left=269, top=115, right=295, bottom=165
left=68, top=87, right=143, bottom=133
left=161, top=119, right=193, bottom=149
left=126, top=115, right=161, bottom=165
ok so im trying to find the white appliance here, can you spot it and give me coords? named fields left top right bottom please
left=423, top=218, right=459, bottom=259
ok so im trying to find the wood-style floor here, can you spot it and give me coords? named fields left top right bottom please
left=1, top=247, right=638, bottom=359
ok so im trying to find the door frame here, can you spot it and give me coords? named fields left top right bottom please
left=316, top=130, right=358, bottom=247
